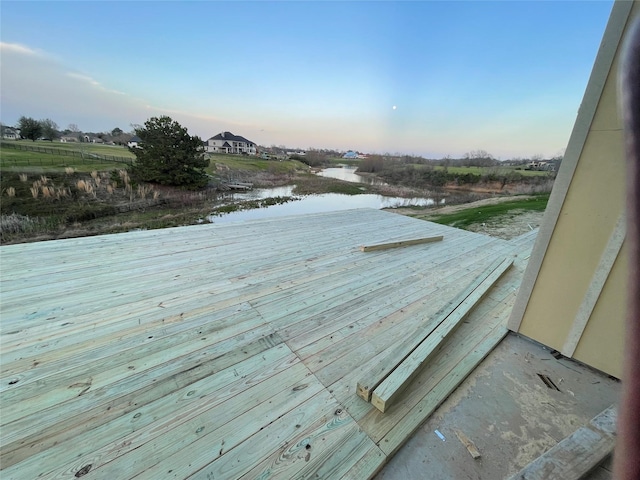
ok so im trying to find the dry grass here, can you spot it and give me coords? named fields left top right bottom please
left=0, top=213, right=43, bottom=236
left=19, top=174, right=28, bottom=182
left=137, top=185, right=154, bottom=199
left=65, top=167, right=75, bottom=175
left=6, top=187, right=16, bottom=197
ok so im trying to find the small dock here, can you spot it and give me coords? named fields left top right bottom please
left=222, top=181, right=253, bottom=190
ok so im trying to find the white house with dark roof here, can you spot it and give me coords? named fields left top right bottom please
left=127, top=135, right=142, bottom=148
left=2, top=127, right=19, bottom=140
left=205, top=132, right=256, bottom=155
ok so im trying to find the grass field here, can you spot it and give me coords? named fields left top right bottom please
left=0, top=147, right=130, bottom=172
left=3, top=140, right=136, bottom=157
left=1, top=140, right=136, bottom=172
left=427, top=194, right=550, bottom=228
left=0, top=143, right=310, bottom=175
left=206, top=153, right=307, bottom=174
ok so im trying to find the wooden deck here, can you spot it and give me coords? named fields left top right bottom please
left=0, top=209, right=536, bottom=479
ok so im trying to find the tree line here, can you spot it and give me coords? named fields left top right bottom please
left=3, top=116, right=135, bottom=145
left=3, top=115, right=210, bottom=189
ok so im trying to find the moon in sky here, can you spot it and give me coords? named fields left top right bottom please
left=392, top=105, right=397, bottom=110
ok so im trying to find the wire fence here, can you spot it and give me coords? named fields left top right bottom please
left=0, top=141, right=134, bottom=165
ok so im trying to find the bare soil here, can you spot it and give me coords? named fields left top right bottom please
left=388, top=195, right=545, bottom=240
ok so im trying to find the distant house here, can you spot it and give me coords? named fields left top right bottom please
left=526, top=160, right=551, bottom=171
left=127, top=135, right=142, bottom=148
left=2, top=127, right=19, bottom=140
left=60, top=135, right=79, bottom=143
left=205, top=132, right=256, bottom=155
left=287, top=151, right=306, bottom=157
left=343, top=150, right=358, bottom=159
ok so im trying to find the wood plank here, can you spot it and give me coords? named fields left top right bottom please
left=238, top=410, right=378, bottom=480
left=0, top=209, right=532, bottom=480
left=455, top=429, right=481, bottom=459
left=561, top=215, right=626, bottom=357
left=357, top=255, right=510, bottom=403
left=355, top=276, right=519, bottom=446
left=310, top=257, right=518, bottom=391
left=79, top=361, right=322, bottom=479
left=0, top=310, right=270, bottom=425
left=2, top=350, right=310, bottom=479
left=142, top=389, right=342, bottom=479
left=1, top=331, right=283, bottom=466
left=378, top=323, right=510, bottom=455
left=371, top=256, right=512, bottom=412
left=296, top=242, right=516, bottom=372
left=359, top=235, right=444, bottom=252
left=507, top=406, right=617, bottom=480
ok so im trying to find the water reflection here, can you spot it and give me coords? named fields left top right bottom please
left=210, top=188, right=437, bottom=224
left=316, top=166, right=387, bottom=185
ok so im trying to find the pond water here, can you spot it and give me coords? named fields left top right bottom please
left=209, top=185, right=440, bottom=224
left=315, top=165, right=387, bottom=185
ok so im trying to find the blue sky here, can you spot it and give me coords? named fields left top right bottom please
left=1, top=1, right=613, bottom=158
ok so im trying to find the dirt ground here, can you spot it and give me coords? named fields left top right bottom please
left=389, top=195, right=546, bottom=240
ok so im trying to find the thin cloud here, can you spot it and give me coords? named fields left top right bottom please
left=0, top=42, right=40, bottom=56
left=66, top=72, right=126, bottom=95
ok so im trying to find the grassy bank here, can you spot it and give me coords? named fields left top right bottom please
left=433, top=165, right=550, bottom=177
left=423, top=194, right=550, bottom=228
left=1, top=144, right=546, bottom=244
left=207, top=153, right=307, bottom=175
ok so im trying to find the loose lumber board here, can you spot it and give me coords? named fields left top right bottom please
left=371, top=255, right=512, bottom=412
left=359, top=235, right=443, bottom=252
left=455, top=429, right=481, bottom=459
left=508, top=405, right=617, bottom=480
left=356, top=258, right=513, bottom=411
left=356, top=255, right=510, bottom=402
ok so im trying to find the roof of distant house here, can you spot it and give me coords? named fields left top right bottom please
left=208, top=131, right=255, bottom=145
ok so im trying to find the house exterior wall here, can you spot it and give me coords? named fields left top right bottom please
left=507, top=0, right=638, bottom=378
left=205, top=137, right=256, bottom=155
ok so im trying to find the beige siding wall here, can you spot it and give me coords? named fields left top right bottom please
left=572, top=241, right=628, bottom=375
left=509, top=1, right=638, bottom=378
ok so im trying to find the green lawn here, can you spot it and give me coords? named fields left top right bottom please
left=0, top=145, right=308, bottom=176
left=206, top=153, right=307, bottom=174
left=7, top=140, right=136, bottom=158
left=428, top=194, right=550, bottom=228
left=0, top=146, right=129, bottom=173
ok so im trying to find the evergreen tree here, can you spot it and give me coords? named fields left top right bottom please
left=128, top=116, right=209, bottom=189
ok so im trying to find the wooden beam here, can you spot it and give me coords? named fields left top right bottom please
left=369, top=256, right=513, bottom=413
left=561, top=214, right=626, bottom=357
left=508, top=405, right=617, bottom=480
left=359, top=236, right=443, bottom=252
left=356, top=255, right=509, bottom=402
